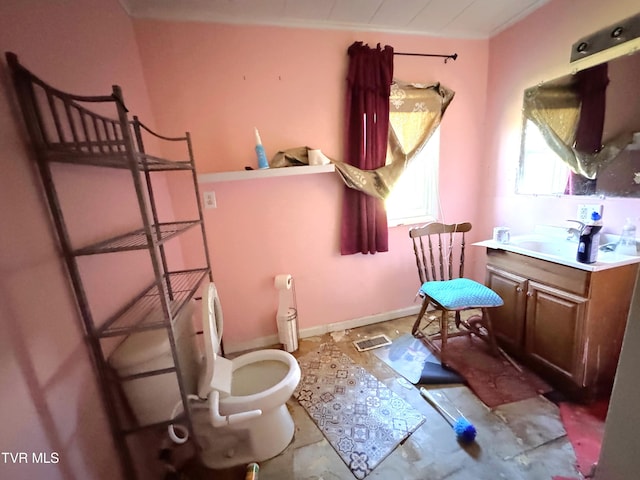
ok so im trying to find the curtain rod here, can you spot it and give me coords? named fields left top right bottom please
left=394, top=52, right=458, bottom=63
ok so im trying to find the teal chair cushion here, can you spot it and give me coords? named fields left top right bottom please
left=419, top=278, right=503, bottom=310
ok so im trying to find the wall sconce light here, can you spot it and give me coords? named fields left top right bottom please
left=611, top=26, right=624, bottom=39
left=576, top=41, right=589, bottom=54
left=570, top=12, right=640, bottom=62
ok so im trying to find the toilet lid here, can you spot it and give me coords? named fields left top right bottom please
left=203, top=282, right=223, bottom=356
left=198, top=282, right=230, bottom=397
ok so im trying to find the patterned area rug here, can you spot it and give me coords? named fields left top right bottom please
left=294, top=343, right=425, bottom=479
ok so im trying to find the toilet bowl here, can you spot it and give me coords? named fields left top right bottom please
left=191, top=282, right=301, bottom=469
left=191, top=350, right=300, bottom=468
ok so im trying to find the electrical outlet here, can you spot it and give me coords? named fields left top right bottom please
left=203, top=191, right=217, bottom=209
left=576, top=204, right=603, bottom=223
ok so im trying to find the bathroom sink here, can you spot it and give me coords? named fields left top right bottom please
left=474, top=230, right=640, bottom=272
left=509, top=237, right=578, bottom=257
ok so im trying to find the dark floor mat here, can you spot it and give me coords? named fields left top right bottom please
left=419, top=360, right=465, bottom=384
left=373, top=334, right=464, bottom=384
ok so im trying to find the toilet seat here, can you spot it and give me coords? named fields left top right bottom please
left=198, top=282, right=232, bottom=398
left=187, top=281, right=301, bottom=468
left=197, top=282, right=301, bottom=421
left=220, top=349, right=301, bottom=414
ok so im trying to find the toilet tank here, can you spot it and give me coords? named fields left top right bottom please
left=109, top=301, right=199, bottom=426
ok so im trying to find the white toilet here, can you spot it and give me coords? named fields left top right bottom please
left=109, top=282, right=301, bottom=469
left=190, top=282, right=301, bottom=468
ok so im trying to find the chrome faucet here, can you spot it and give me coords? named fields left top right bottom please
left=566, top=220, right=585, bottom=241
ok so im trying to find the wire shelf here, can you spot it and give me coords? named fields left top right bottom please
left=99, top=268, right=209, bottom=337
left=6, top=52, right=213, bottom=480
left=44, top=149, right=193, bottom=171
left=74, top=221, right=201, bottom=255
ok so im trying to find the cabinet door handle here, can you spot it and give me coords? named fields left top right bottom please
left=526, top=291, right=532, bottom=297
left=516, top=286, right=523, bottom=293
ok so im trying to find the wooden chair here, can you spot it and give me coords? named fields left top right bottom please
left=409, top=222, right=503, bottom=362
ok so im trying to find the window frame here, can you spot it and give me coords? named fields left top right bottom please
left=385, top=128, right=440, bottom=227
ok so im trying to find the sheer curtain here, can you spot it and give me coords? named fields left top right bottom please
left=340, top=42, right=394, bottom=255
left=523, top=82, right=582, bottom=172
left=523, top=63, right=630, bottom=181
left=386, top=82, right=454, bottom=168
left=335, top=81, right=454, bottom=198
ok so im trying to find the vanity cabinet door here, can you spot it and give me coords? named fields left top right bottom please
left=524, top=281, right=587, bottom=384
left=486, top=266, right=527, bottom=353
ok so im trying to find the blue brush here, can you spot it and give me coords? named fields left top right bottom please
left=419, top=387, right=477, bottom=444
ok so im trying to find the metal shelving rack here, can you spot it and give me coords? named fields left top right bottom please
left=5, top=52, right=213, bottom=479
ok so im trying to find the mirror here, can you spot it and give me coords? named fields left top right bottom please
left=517, top=50, right=640, bottom=197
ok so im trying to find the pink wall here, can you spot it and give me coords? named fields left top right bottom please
left=0, top=0, right=169, bottom=478
left=133, top=20, right=490, bottom=347
left=482, top=0, right=640, bottom=281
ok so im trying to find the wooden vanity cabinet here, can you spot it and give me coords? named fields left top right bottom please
left=484, top=249, right=638, bottom=400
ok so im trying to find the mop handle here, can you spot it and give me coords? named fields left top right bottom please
left=419, top=387, right=457, bottom=425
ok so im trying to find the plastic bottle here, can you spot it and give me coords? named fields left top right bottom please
left=619, top=217, right=637, bottom=256
left=577, top=211, right=603, bottom=264
left=254, top=128, right=269, bottom=169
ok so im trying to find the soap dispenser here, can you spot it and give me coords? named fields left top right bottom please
left=577, top=211, right=603, bottom=264
left=619, top=218, right=637, bottom=256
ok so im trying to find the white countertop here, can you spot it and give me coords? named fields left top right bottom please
left=474, top=233, right=640, bottom=272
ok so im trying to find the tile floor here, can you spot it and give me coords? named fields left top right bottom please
left=179, top=316, right=583, bottom=480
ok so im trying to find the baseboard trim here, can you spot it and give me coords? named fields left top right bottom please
left=224, top=305, right=421, bottom=354
left=298, top=305, right=421, bottom=339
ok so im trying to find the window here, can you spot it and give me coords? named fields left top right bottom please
left=385, top=128, right=440, bottom=226
left=518, top=119, right=570, bottom=195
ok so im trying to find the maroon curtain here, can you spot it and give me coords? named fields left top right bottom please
left=574, top=63, right=608, bottom=153
left=565, top=63, right=608, bottom=194
left=340, top=42, right=394, bottom=255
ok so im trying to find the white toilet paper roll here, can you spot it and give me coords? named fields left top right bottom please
left=275, top=274, right=292, bottom=290
left=275, top=274, right=298, bottom=352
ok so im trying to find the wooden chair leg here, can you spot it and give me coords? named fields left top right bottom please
left=412, top=298, right=430, bottom=337
left=454, top=311, right=462, bottom=329
left=440, top=309, right=448, bottom=360
left=480, top=307, right=523, bottom=371
left=412, top=298, right=445, bottom=358
left=480, top=307, right=499, bottom=356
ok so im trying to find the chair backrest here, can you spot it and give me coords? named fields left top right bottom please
left=409, top=222, right=472, bottom=284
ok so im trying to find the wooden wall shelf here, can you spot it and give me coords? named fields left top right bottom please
left=198, top=164, right=335, bottom=183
